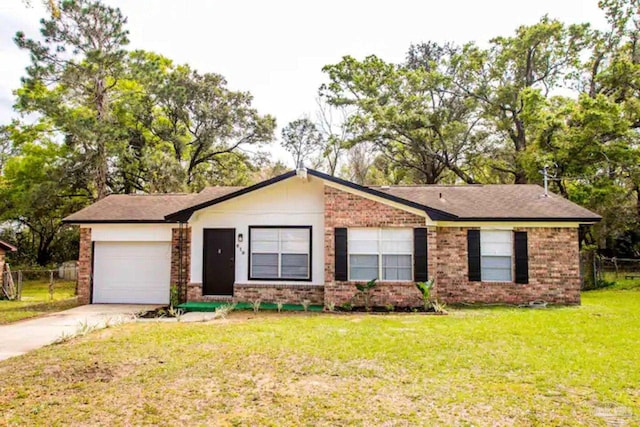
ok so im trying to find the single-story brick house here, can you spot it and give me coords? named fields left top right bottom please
left=63, top=168, right=600, bottom=307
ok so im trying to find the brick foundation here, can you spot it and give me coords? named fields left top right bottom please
left=325, top=281, right=422, bottom=308
left=186, top=283, right=234, bottom=302
left=171, top=226, right=191, bottom=303
left=186, top=283, right=324, bottom=305
left=77, top=227, right=92, bottom=304
left=234, top=284, right=324, bottom=305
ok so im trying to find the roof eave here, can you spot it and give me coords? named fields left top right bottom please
left=61, top=219, right=178, bottom=224
left=448, top=216, right=602, bottom=223
left=0, top=241, right=17, bottom=252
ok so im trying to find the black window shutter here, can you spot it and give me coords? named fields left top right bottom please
left=514, top=231, right=529, bottom=284
left=414, top=228, right=428, bottom=282
left=334, top=228, right=348, bottom=281
left=467, top=230, right=481, bottom=282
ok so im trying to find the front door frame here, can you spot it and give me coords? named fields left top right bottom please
left=202, top=228, right=236, bottom=296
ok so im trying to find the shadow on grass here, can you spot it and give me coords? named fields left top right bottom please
left=0, top=298, right=80, bottom=324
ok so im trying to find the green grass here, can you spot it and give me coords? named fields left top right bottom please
left=0, top=279, right=78, bottom=324
left=603, top=271, right=640, bottom=290
left=0, top=286, right=638, bottom=426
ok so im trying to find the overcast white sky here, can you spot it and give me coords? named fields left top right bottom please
left=1, top=0, right=606, bottom=164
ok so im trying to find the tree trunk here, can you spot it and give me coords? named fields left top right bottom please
left=95, top=138, right=108, bottom=200
left=94, top=76, right=109, bottom=200
left=36, top=235, right=53, bottom=266
left=636, top=185, right=640, bottom=222
left=514, top=169, right=528, bottom=184
left=505, top=109, right=530, bottom=184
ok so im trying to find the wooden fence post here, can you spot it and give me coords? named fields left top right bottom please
left=17, top=270, right=22, bottom=301
left=49, top=270, right=54, bottom=301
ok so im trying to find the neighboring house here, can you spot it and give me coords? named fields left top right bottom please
left=63, top=168, right=601, bottom=307
left=0, top=239, right=17, bottom=289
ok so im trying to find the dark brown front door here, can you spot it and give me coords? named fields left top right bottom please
left=203, top=228, right=235, bottom=296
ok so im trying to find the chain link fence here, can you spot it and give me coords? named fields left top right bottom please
left=597, top=256, right=640, bottom=282
left=1, top=262, right=78, bottom=302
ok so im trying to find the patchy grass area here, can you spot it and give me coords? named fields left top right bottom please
left=0, top=279, right=78, bottom=324
left=0, top=289, right=638, bottom=426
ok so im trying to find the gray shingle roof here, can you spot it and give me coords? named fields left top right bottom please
left=63, top=187, right=242, bottom=223
left=371, top=184, right=601, bottom=221
left=63, top=173, right=600, bottom=223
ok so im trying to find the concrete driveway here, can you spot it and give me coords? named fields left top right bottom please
left=0, top=304, right=158, bottom=361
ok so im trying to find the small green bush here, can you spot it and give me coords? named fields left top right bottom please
left=355, top=279, right=377, bottom=312
left=170, top=284, right=180, bottom=308
left=415, top=279, right=435, bottom=311
left=340, top=302, right=353, bottom=311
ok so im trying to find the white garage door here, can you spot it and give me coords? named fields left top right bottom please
left=93, top=242, right=171, bottom=304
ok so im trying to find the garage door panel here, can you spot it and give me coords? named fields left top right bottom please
left=93, top=242, right=171, bottom=304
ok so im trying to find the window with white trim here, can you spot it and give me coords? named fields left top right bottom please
left=250, top=227, right=311, bottom=280
left=348, top=228, right=412, bottom=281
left=480, top=230, right=512, bottom=282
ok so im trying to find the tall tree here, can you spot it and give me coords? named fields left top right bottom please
left=456, top=17, right=590, bottom=183
left=120, top=54, right=276, bottom=191
left=523, top=0, right=640, bottom=250
left=315, top=98, right=351, bottom=176
left=281, top=118, right=323, bottom=168
left=15, top=0, right=129, bottom=199
left=321, top=46, right=484, bottom=184
left=0, top=126, right=87, bottom=264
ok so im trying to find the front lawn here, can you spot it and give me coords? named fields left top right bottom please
left=0, top=288, right=638, bottom=426
left=0, top=279, right=78, bottom=324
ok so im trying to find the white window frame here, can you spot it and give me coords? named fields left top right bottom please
left=348, top=228, right=413, bottom=282
left=249, top=226, right=312, bottom=281
left=480, top=229, right=513, bottom=282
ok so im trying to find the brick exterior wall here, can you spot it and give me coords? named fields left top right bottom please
left=186, top=283, right=324, bottom=305
left=171, top=227, right=191, bottom=303
left=323, top=186, right=582, bottom=307
left=77, top=227, right=92, bottom=304
left=324, top=186, right=426, bottom=307
left=434, top=227, right=581, bottom=305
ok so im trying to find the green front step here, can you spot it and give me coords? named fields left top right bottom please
left=177, top=301, right=324, bottom=312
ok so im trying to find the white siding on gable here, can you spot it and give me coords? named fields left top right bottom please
left=189, top=177, right=325, bottom=285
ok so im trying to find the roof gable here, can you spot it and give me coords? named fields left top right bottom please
left=165, top=171, right=298, bottom=221
left=164, top=169, right=457, bottom=222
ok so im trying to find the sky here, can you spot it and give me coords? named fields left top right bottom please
left=0, top=0, right=606, bottom=165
